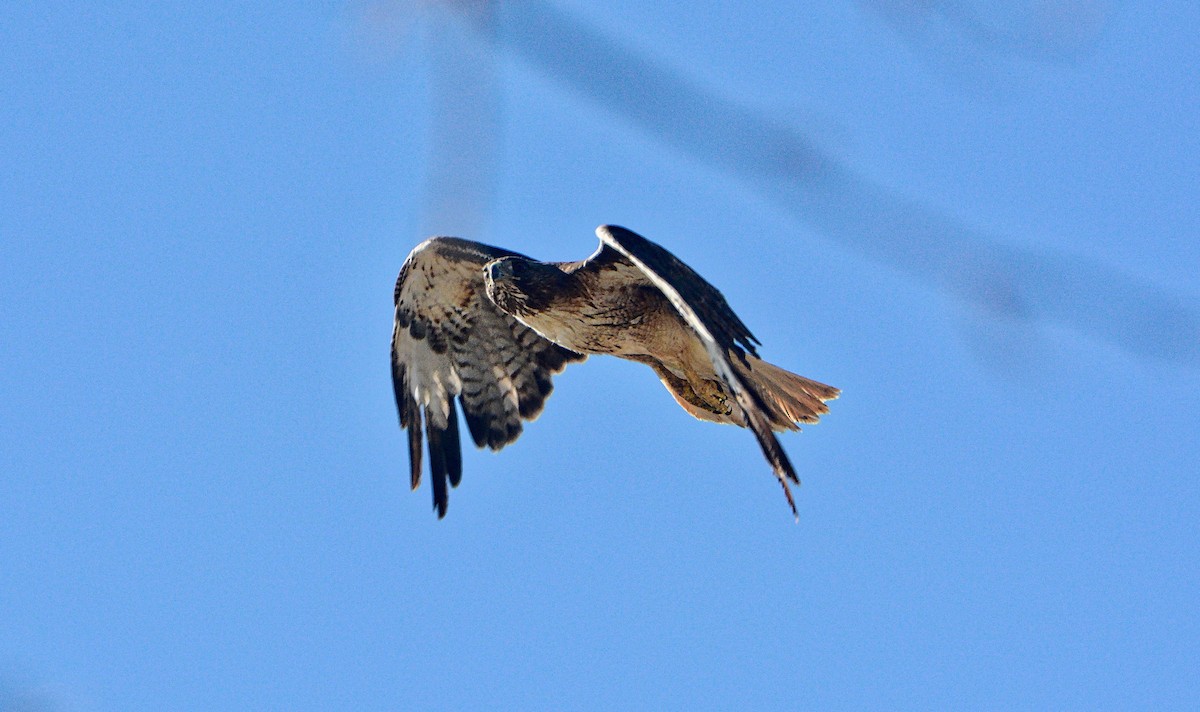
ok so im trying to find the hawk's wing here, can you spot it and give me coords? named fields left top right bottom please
left=594, top=225, right=804, bottom=519
left=392, top=237, right=585, bottom=518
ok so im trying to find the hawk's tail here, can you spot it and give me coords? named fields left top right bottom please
left=734, top=356, right=839, bottom=432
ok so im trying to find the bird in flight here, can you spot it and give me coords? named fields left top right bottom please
left=391, top=225, right=839, bottom=518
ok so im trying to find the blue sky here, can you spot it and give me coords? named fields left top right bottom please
left=3, top=1, right=1198, bottom=709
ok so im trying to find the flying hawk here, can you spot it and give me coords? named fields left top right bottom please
left=391, top=225, right=839, bottom=518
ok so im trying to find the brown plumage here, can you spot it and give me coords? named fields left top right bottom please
left=392, top=225, right=838, bottom=518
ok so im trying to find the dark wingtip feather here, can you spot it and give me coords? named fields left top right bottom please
left=427, top=411, right=450, bottom=518
left=407, top=401, right=423, bottom=491
left=444, top=399, right=463, bottom=488
left=741, top=394, right=804, bottom=520
left=743, top=386, right=801, bottom=484
left=778, top=478, right=799, bottom=522
left=392, top=337, right=411, bottom=428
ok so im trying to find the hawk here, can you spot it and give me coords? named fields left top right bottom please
left=391, top=225, right=839, bottom=518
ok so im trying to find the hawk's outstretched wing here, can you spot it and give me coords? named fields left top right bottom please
left=392, top=237, right=585, bottom=517
left=594, top=225, right=805, bottom=519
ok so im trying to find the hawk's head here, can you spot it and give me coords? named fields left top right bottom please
left=483, top=257, right=577, bottom=318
